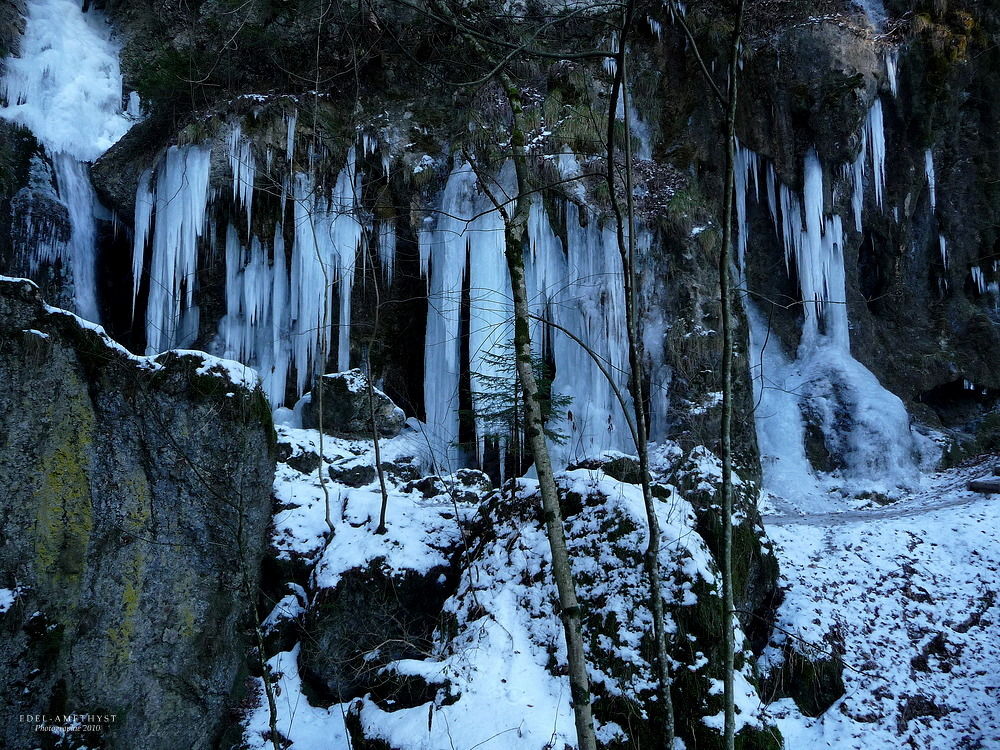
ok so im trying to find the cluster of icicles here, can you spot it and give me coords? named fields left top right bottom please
left=129, top=120, right=665, bottom=465
left=736, top=98, right=932, bottom=498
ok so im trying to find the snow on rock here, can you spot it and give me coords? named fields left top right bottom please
left=166, top=349, right=262, bottom=390
left=761, top=460, right=1000, bottom=748
left=300, top=368, right=406, bottom=439
left=348, top=467, right=776, bottom=749
left=246, top=433, right=782, bottom=749
left=0, top=587, right=19, bottom=614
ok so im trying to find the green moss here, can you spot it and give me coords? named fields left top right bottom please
left=34, top=381, right=95, bottom=594
left=106, top=549, right=146, bottom=669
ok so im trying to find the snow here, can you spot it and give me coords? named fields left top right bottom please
left=269, top=425, right=455, bottom=566
left=243, top=646, right=353, bottom=749
left=43, top=303, right=162, bottom=371
left=0, top=587, right=19, bottom=614
left=761, top=459, right=1000, bottom=748
left=248, top=426, right=752, bottom=750
left=171, top=349, right=262, bottom=390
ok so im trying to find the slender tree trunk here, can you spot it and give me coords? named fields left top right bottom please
left=720, top=3, right=746, bottom=747
left=501, top=74, right=598, bottom=750
left=366, top=345, right=391, bottom=534
left=606, top=5, right=675, bottom=746
left=427, top=2, right=598, bottom=742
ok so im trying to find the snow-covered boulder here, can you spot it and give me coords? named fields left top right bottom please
left=302, top=369, right=406, bottom=438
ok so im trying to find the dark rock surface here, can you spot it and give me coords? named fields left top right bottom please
left=0, top=278, right=276, bottom=750
left=302, top=369, right=407, bottom=439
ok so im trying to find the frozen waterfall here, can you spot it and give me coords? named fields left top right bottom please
left=0, top=0, right=132, bottom=322
left=417, top=159, right=643, bottom=467
left=737, top=103, right=927, bottom=501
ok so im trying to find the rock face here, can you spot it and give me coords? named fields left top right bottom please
left=302, top=369, right=406, bottom=438
left=0, top=278, right=276, bottom=750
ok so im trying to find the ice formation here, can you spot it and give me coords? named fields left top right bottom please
left=925, top=148, right=936, bottom=211
left=134, top=145, right=213, bottom=355
left=416, top=159, right=647, bottom=467
left=229, top=124, right=256, bottom=232
left=0, top=0, right=133, bottom=322
left=737, top=105, right=923, bottom=499
left=0, top=0, right=130, bottom=161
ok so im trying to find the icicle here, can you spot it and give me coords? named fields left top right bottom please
left=603, top=34, right=619, bottom=75
left=378, top=221, right=396, bottom=284
left=132, top=168, right=153, bottom=316
left=285, top=109, right=297, bottom=165
left=939, top=235, right=948, bottom=269
left=127, top=91, right=142, bottom=119
left=420, top=162, right=478, bottom=465
left=467, top=169, right=512, bottom=467
left=270, top=224, right=290, bottom=404
left=766, top=163, right=779, bottom=229
left=141, top=145, right=212, bottom=354
left=925, top=149, right=936, bottom=211
left=734, top=142, right=753, bottom=273
left=228, top=123, right=256, bottom=232
left=865, top=99, right=887, bottom=210
left=885, top=48, right=899, bottom=97
left=288, top=152, right=364, bottom=392
left=972, top=266, right=987, bottom=294
left=850, top=126, right=867, bottom=233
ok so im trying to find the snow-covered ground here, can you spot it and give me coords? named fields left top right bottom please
left=762, top=457, right=1000, bottom=749
left=246, top=420, right=1000, bottom=750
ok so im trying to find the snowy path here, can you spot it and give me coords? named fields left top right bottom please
left=765, top=471, right=989, bottom=527
left=761, top=460, right=1000, bottom=749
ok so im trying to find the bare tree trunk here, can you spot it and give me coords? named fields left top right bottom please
left=720, top=3, right=747, bottom=747
left=606, top=4, right=675, bottom=746
left=501, top=74, right=598, bottom=750
left=424, top=2, right=598, bottom=743
left=366, top=344, right=391, bottom=534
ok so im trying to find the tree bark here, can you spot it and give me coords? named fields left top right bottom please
left=605, top=5, right=676, bottom=746
left=720, top=2, right=747, bottom=747
left=501, top=72, right=598, bottom=750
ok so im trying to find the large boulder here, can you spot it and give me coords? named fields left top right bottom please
left=0, top=278, right=276, bottom=750
left=302, top=369, right=406, bottom=438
